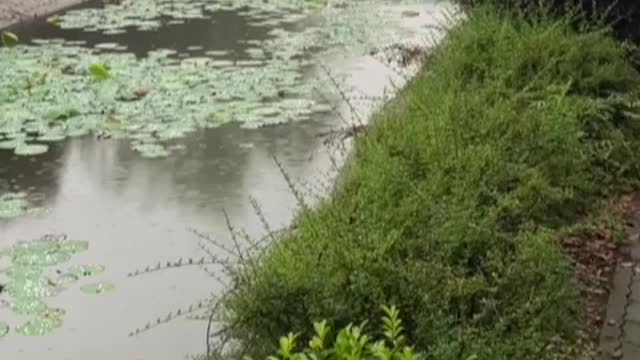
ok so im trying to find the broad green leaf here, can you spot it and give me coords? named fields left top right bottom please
left=89, top=63, right=111, bottom=80
left=14, top=143, right=49, bottom=156
left=0, top=322, right=9, bottom=337
left=47, top=15, right=62, bottom=26
left=1, top=31, right=19, bottom=48
left=401, top=10, right=419, bottom=17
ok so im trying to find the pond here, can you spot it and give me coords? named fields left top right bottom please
left=0, top=0, right=453, bottom=359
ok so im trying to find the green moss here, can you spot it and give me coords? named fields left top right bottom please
left=223, top=7, right=640, bottom=360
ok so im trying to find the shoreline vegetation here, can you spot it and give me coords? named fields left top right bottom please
left=213, top=3, right=640, bottom=360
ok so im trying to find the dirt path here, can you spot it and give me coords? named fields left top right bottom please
left=0, top=0, right=85, bottom=29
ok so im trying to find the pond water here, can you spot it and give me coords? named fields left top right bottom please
left=7, top=0, right=281, bottom=59
left=0, top=0, right=453, bottom=359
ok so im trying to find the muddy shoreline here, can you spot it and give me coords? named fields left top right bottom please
left=0, top=0, right=87, bottom=29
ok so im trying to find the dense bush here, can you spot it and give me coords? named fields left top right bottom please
left=457, top=0, right=640, bottom=44
left=223, top=7, right=640, bottom=360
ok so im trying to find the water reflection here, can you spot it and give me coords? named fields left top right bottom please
left=0, top=109, right=338, bottom=360
left=0, top=0, right=380, bottom=358
left=0, top=141, right=67, bottom=207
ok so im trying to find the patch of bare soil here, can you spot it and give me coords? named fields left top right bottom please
left=560, top=193, right=640, bottom=351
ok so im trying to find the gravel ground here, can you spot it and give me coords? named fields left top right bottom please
left=0, top=0, right=86, bottom=29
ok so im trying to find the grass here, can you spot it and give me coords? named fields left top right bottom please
left=220, top=6, right=640, bottom=360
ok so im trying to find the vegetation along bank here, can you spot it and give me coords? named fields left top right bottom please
left=213, top=3, right=640, bottom=360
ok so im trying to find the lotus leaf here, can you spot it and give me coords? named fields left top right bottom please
left=14, top=143, right=49, bottom=156
left=0, top=322, right=9, bottom=337
left=1, top=32, right=19, bottom=48
left=16, top=308, right=64, bottom=336
left=0, top=237, right=110, bottom=337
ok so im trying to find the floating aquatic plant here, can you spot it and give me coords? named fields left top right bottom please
left=0, top=193, right=45, bottom=219
left=66, top=264, right=105, bottom=277
left=1, top=32, right=19, bottom=48
left=14, top=143, right=49, bottom=156
left=0, top=43, right=324, bottom=157
left=0, top=0, right=422, bottom=158
left=0, top=322, right=9, bottom=337
left=89, top=62, right=112, bottom=80
left=80, top=282, right=115, bottom=294
left=15, top=308, right=65, bottom=336
left=56, top=0, right=327, bottom=33
left=0, top=235, right=110, bottom=336
left=47, top=15, right=62, bottom=27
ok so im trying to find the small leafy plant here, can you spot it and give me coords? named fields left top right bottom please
left=242, top=306, right=477, bottom=360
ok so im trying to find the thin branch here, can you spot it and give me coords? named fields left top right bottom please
left=319, top=63, right=365, bottom=127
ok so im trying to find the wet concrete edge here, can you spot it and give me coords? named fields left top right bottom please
left=600, top=193, right=640, bottom=359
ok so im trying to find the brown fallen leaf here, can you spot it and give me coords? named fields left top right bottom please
left=134, top=88, right=149, bottom=98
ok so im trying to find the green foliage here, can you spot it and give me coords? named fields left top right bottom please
left=238, top=307, right=439, bottom=360
left=455, top=0, right=640, bottom=44
left=0, top=0, right=388, bottom=159
left=0, top=235, right=106, bottom=336
left=222, top=7, right=640, bottom=360
left=89, top=63, right=112, bottom=81
left=47, top=15, right=62, bottom=26
left=1, top=31, right=19, bottom=48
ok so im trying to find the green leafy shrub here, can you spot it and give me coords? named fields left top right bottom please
left=456, top=0, right=640, bottom=44
left=240, top=307, right=474, bottom=360
left=223, top=7, right=640, bottom=360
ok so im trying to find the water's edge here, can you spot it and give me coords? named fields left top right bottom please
left=0, top=0, right=89, bottom=29
left=0, top=2, right=457, bottom=359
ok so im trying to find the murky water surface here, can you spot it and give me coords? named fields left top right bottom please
left=0, top=120, right=338, bottom=360
left=8, top=0, right=278, bottom=59
left=0, top=0, right=450, bottom=358
left=1, top=1, right=341, bottom=359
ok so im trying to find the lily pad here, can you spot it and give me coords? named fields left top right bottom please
left=94, top=43, right=120, bottom=50
left=47, top=15, right=62, bottom=26
left=80, top=282, right=115, bottom=294
left=401, top=10, right=420, bottom=17
left=89, top=63, right=111, bottom=80
left=9, top=297, right=49, bottom=315
left=0, top=322, right=9, bottom=337
left=0, top=236, right=105, bottom=337
left=0, top=140, right=20, bottom=150
left=38, top=131, right=67, bottom=142
left=14, top=143, right=49, bottom=156
left=1, top=32, right=19, bottom=48
left=0, top=193, right=34, bottom=219
left=132, top=142, right=171, bottom=158
left=66, top=264, right=105, bottom=277
left=0, top=0, right=414, bottom=160
left=15, top=309, right=64, bottom=336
